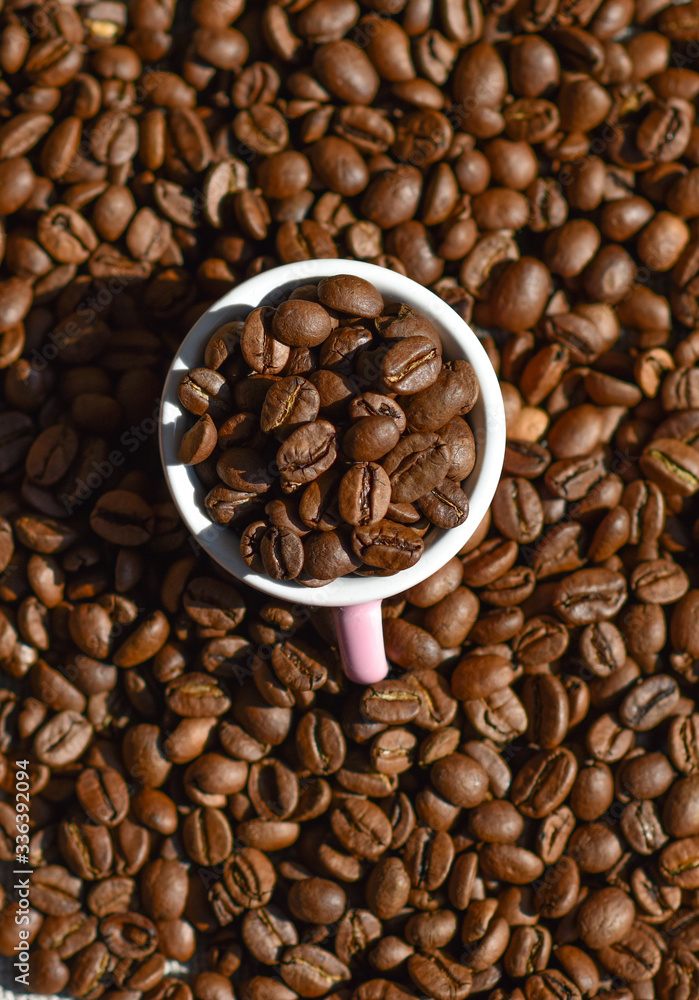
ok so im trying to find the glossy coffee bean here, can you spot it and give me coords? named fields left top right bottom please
left=8, top=6, right=699, bottom=1000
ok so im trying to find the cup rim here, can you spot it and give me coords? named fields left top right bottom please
left=159, top=259, right=506, bottom=607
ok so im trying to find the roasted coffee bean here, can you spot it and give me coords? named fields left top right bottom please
left=179, top=369, right=233, bottom=419
left=525, top=970, right=582, bottom=1000
left=343, top=417, right=401, bottom=463
left=622, top=799, right=668, bottom=855
left=29, top=866, right=82, bottom=916
left=492, top=477, right=544, bottom=544
left=479, top=843, right=544, bottom=884
left=619, top=751, right=675, bottom=800
left=352, top=520, right=424, bottom=571
left=183, top=807, right=233, bottom=866
left=76, top=767, right=128, bottom=827
left=295, top=709, right=346, bottom=775
left=619, top=675, right=679, bottom=731
left=303, top=528, right=361, bottom=579
left=34, top=711, right=93, bottom=765
left=596, top=923, right=663, bottom=982
left=281, top=944, right=351, bottom=997
left=534, top=853, right=580, bottom=919
left=576, top=887, right=636, bottom=949
left=668, top=714, right=699, bottom=774
left=511, top=748, right=578, bottom=818
left=451, top=653, right=514, bottom=701
left=522, top=674, right=570, bottom=749
left=407, top=951, right=472, bottom=1000
left=166, top=673, right=231, bottom=717
left=100, top=911, right=158, bottom=959
left=273, top=299, right=333, bottom=349
left=640, top=438, right=699, bottom=496
left=276, top=420, right=337, bottom=494
left=365, top=856, right=411, bottom=921
left=90, top=491, right=155, bottom=546
left=10, top=4, right=699, bottom=999
left=331, top=798, right=392, bottom=861
left=59, top=819, right=113, bottom=880
left=287, top=876, right=346, bottom=924
left=223, top=847, right=276, bottom=907
left=29, top=947, right=70, bottom=994
left=568, top=820, right=624, bottom=873
left=418, top=478, right=469, bottom=528
left=374, top=337, right=442, bottom=395
left=553, top=569, right=627, bottom=625
left=241, top=307, right=291, bottom=375
left=260, top=527, right=304, bottom=580
left=430, top=752, right=488, bottom=808
left=258, top=377, right=318, bottom=438
left=140, top=859, right=188, bottom=922
left=317, top=275, right=384, bottom=317
left=382, top=433, right=451, bottom=503
left=338, top=462, right=392, bottom=527
left=360, top=679, right=422, bottom=724
left=178, top=414, right=218, bottom=465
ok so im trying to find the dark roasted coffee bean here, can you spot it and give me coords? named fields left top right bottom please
left=342, top=417, right=401, bottom=463
left=668, top=714, right=699, bottom=774
left=241, top=307, right=291, bottom=375
left=90, top=491, right=155, bottom=546
left=178, top=414, right=218, bottom=465
left=317, top=275, right=384, bottom=317
left=522, top=674, right=570, bottom=749
left=331, top=798, right=392, bottom=861
left=295, top=709, right=346, bottom=775
left=273, top=299, right=333, bottom=348
left=431, top=753, right=488, bottom=808
left=34, top=711, right=93, bottom=765
left=553, top=569, right=627, bottom=625
left=277, top=420, right=337, bottom=494
left=303, top=528, right=362, bottom=579
left=11, top=4, right=699, bottom=998
left=511, top=748, right=578, bottom=818
left=407, top=951, right=472, bottom=1000
left=418, top=478, right=469, bottom=528
left=260, top=527, right=304, bottom=580
left=382, top=432, right=451, bottom=503
left=403, top=363, right=479, bottom=432
left=618, top=675, right=679, bottom=731
left=281, top=944, right=351, bottom=997
left=260, top=376, right=320, bottom=439
left=622, top=799, right=668, bottom=855
left=179, top=368, right=233, bottom=419
left=183, top=807, right=233, bottom=866
left=223, top=847, right=276, bottom=907
left=352, top=520, right=424, bottom=571
left=374, top=336, right=442, bottom=395
left=76, top=767, right=129, bottom=827
left=479, top=843, right=544, bottom=883
left=334, top=456, right=391, bottom=525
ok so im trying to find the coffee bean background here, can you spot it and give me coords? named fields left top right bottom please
left=4, top=1, right=699, bottom=1000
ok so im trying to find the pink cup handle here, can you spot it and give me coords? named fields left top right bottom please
left=333, top=601, right=389, bottom=685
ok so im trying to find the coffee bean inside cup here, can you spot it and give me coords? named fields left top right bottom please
left=177, top=275, right=480, bottom=584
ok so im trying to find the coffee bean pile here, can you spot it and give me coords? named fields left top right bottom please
left=177, top=273, right=479, bottom=583
left=5, top=1, right=699, bottom=1000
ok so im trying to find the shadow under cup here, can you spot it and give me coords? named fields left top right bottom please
left=159, top=259, right=506, bottom=683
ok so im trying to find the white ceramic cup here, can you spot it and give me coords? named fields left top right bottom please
left=159, top=259, right=506, bottom=685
